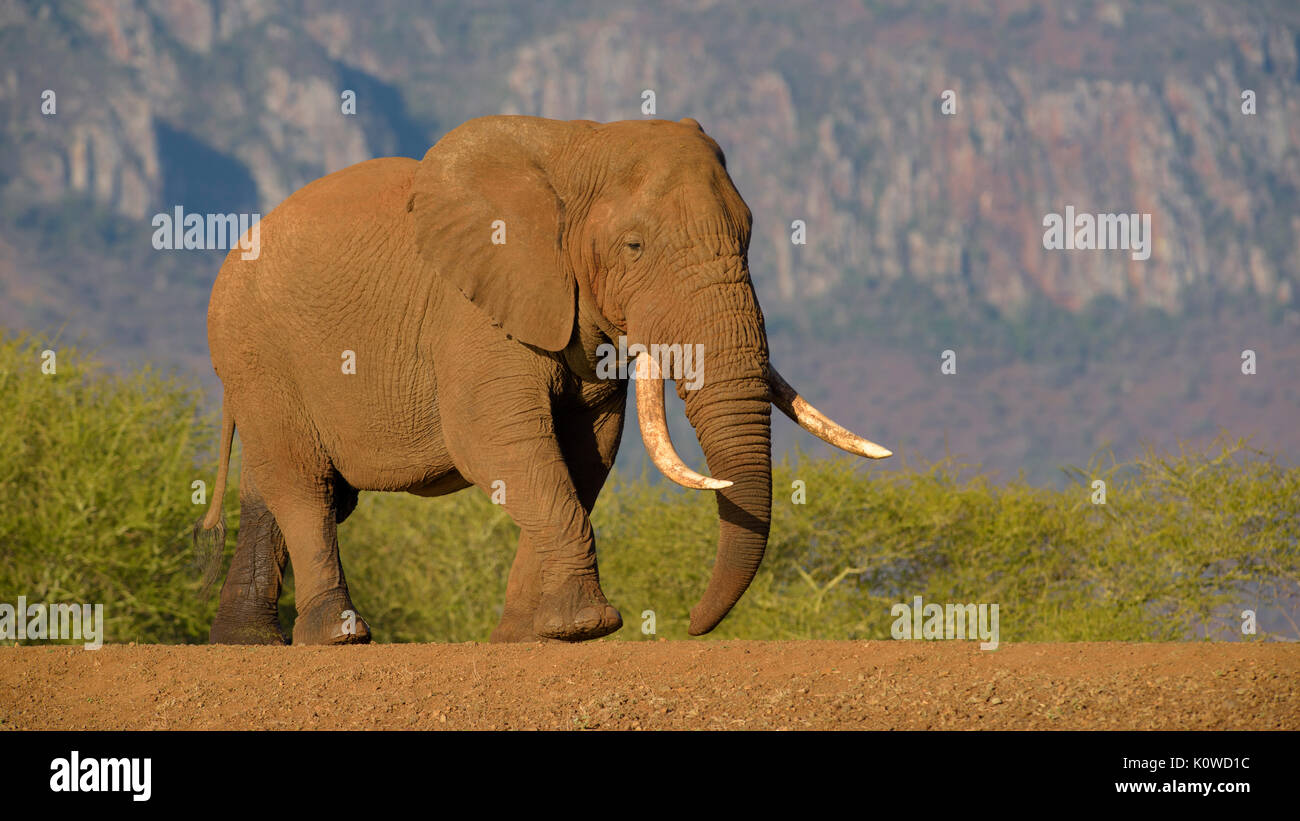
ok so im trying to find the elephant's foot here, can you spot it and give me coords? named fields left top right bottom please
left=210, top=600, right=288, bottom=645
left=533, top=575, right=622, bottom=641
left=490, top=610, right=561, bottom=643
left=292, top=590, right=371, bottom=646
left=209, top=617, right=288, bottom=645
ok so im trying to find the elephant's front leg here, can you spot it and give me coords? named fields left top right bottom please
left=503, top=459, right=620, bottom=641
left=494, top=515, right=619, bottom=642
left=491, top=391, right=625, bottom=643
left=492, top=532, right=547, bottom=643
left=530, top=515, right=622, bottom=641
left=445, top=402, right=622, bottom=642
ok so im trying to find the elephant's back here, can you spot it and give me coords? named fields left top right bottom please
left=207, top=156, right=425, bottom=390
left=209, top=158, right=419, bottom=320
left=216, top=155, right=419, bottom=287
left=271, top=156, right=419, bottom=222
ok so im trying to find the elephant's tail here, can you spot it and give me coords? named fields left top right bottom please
left=193, top=399, right=235, bottom=594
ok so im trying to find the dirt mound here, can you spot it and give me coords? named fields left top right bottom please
left=2, top=641, right=1295, bottom=730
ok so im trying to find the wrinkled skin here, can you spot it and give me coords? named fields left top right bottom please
left=200, top=116, right=886, bottom=645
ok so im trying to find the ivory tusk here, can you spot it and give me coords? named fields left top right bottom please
left=768, top=366, right=893, bottom=459
left=634, top=353, right=734, bottom=490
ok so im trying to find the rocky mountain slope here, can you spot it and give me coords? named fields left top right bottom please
left=1, top=0, right=1297, bottom=481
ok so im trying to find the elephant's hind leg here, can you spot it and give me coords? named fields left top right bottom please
left=235, top=412, right=371, bottom=646
left=265, top=483, right=372, bottom=646
left=210, top=479, right=289, bottom=645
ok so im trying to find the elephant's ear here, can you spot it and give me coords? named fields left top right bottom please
left=408, top=119, right=575, bottom=351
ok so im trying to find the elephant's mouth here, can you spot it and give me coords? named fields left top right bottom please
left=633, top=354, right=890, bottom=488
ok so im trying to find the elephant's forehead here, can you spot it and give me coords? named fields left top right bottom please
left=643, top=175, right=752, bottom=230
left=627, top=152, right=737, bottom=199
left=636, top=181, right=736, bottom=217
left=584, top=122, right=750, bottom=228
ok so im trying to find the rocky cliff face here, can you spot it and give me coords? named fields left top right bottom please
left=496, top=1, right=1300, bottom=319
left=3, top=0, right=1296, bottom=321
left=1, top=0, right=1298, bottom=481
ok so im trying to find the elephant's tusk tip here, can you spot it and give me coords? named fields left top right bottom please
left=636, top=354, right=736, bottom=492
left=671, top=473, right=732, bottom=491
left=768, top=366, right=893, bottom=462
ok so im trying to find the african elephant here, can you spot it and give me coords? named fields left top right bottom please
left=196, top=115, right=890, bottom=645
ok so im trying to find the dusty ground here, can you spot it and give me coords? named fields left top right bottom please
left=1, top=641, right=1296, bottom=730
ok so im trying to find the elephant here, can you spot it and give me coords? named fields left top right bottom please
left=195, top=115, right=890, bottom=645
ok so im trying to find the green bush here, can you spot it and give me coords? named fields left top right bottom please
left=2, top=332, right=1296, bottom=645
left=0, top=332, right=220, bottom=642
left=590, top=443, right=1300, bottom=642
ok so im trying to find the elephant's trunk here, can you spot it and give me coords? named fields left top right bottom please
left=682, top=366, right=772, bottom=635
left=664, top=276, right=773, bottom=635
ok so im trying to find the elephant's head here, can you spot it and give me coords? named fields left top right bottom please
left=409, top=115, right=890, bottom=635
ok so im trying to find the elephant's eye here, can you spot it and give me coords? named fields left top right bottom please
left=624, top=240, right=643, bottom=261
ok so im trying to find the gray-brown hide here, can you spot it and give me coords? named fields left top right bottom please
left=199, top=115, right=889, bottom=645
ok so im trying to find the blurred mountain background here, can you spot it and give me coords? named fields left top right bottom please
left=1, top=0, right=1297, bottom=485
